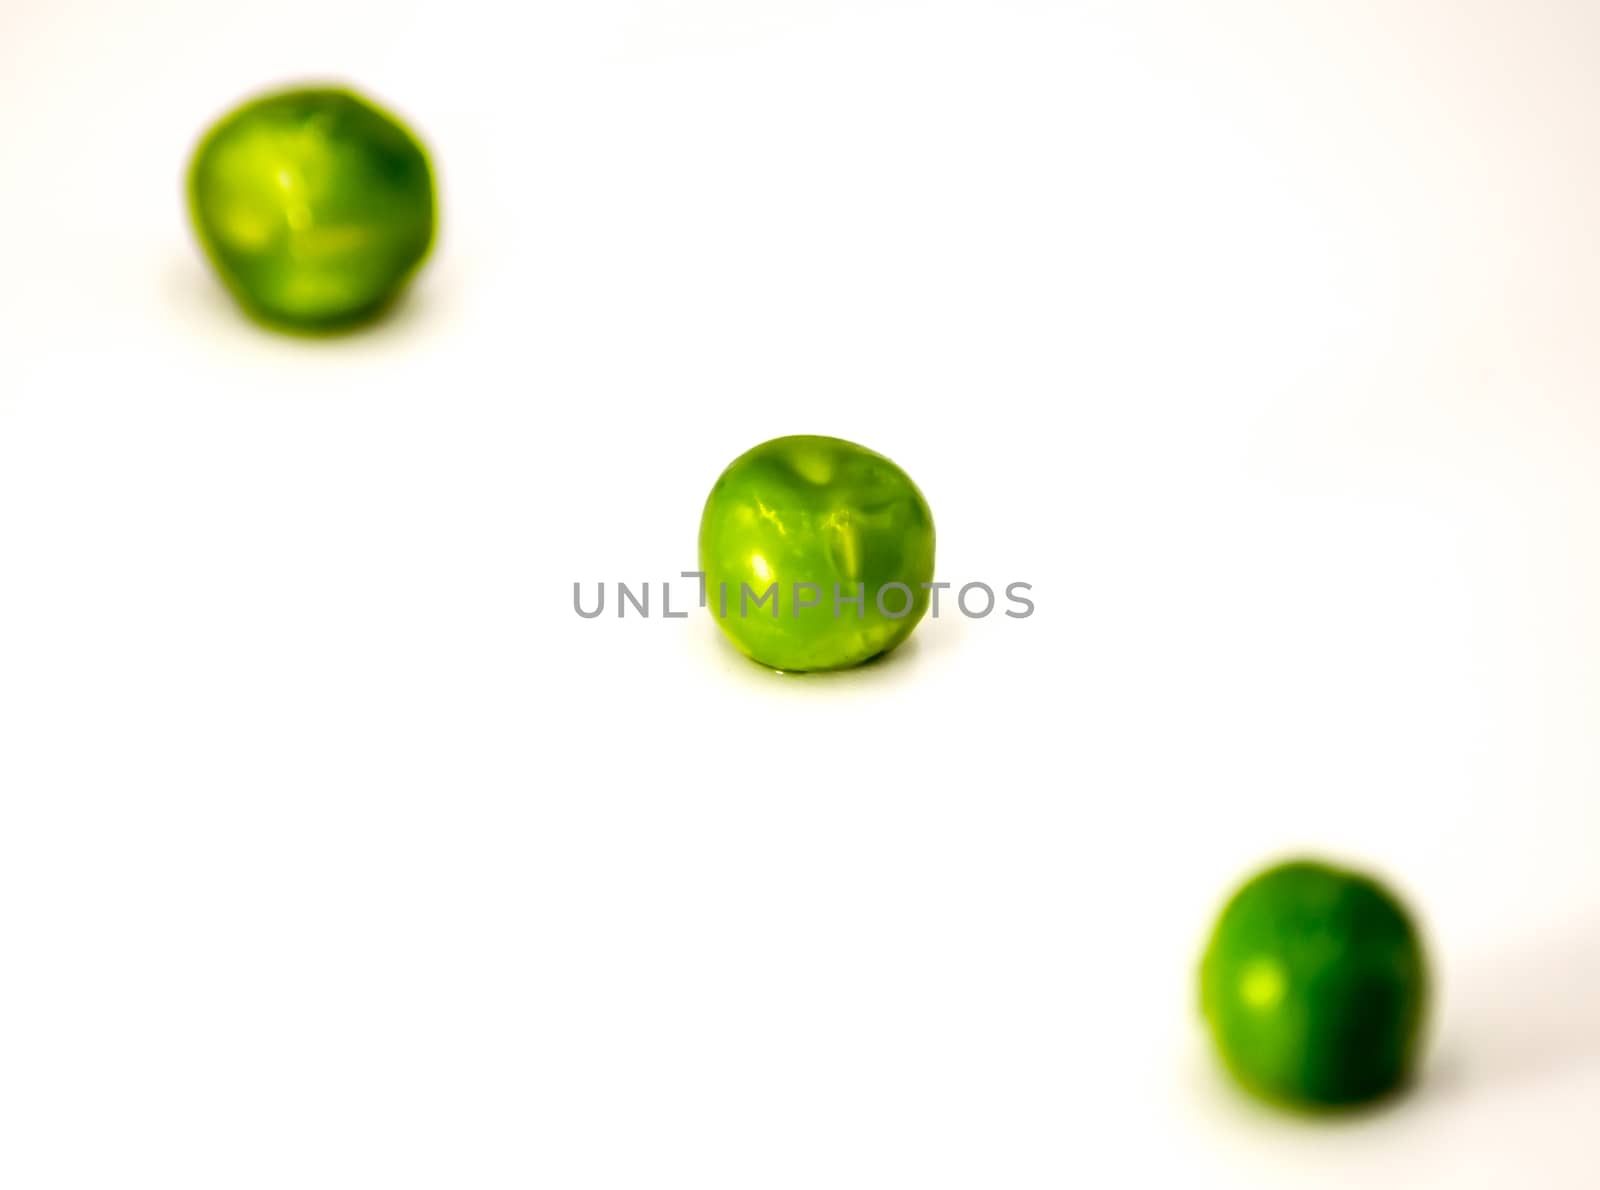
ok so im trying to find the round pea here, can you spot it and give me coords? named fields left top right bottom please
left=1200, top=858, right=1430, bottom=1109
left=698, top=435, right=936, bottom=672
left=188, top=86, right=435, bottom=330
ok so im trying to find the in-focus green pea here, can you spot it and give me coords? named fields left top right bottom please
left=698, top=435, right=936, bottom=672
left=188, top=85, right=435, bottom=331
left=1200, top=858, right=1430, bottom=1110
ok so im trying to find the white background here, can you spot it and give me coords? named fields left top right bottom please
left=2, top=1, right=1598, bottom=1185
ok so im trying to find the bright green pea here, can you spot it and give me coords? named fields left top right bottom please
left=1201, top=858, right=1430, bottom=1110
left=698, top=435, right=936, bottom=672
left=188, top=86, right=435, bottom=331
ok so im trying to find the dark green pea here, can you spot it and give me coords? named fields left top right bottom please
left=1200, top=858, right=1430, bottom=1110
left=188, top=86, right=435, bottom=331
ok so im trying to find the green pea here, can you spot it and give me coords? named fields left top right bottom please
left=187, top=86, right=435, bottom=331
left=1200, top=859, right=1430, bottom=1110
left=698, top=435, right=936, bottom=672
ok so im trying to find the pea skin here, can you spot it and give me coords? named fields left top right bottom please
left=188, top=85, right=436, bottom=331
left=698, top=435, right=937, bottom=673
